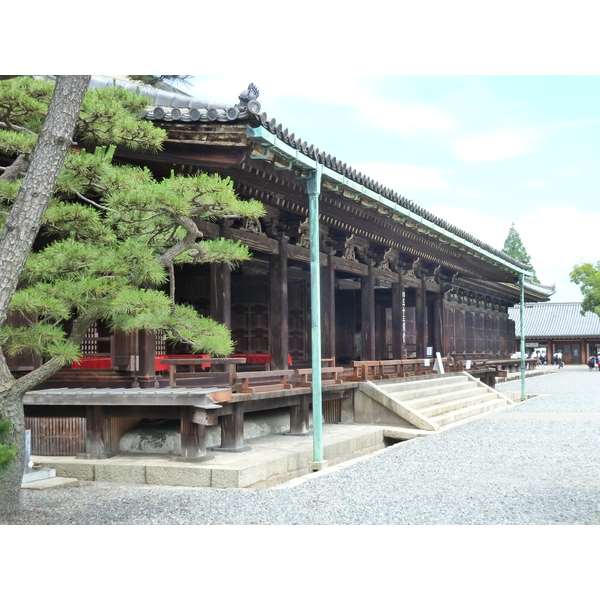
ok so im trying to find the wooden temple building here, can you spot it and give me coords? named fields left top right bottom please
left=14, top=77, right=557, bottom=460
left=110, top=78, right=552, bottom=376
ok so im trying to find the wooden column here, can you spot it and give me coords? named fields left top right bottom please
left=416, top=278, right=427, bottom=358
left=210, top=263, right=231, bottom=329
left=321, top=253, right=336, bottom=361
left=290, top=395, right=310, bottom=434
left=269, top=241, right=289, bottom=370
left=391, top=276, right=405, bottom=359
left=180, top=406, right=207, bottom=458
left=111, top=331, right=136, bottom=372
left=433, top=293, right=444, bottom=356
left=361, top=266, right=376, bottom=360
left=137, top=330, right=157, bottom=387
left=220, top=402, right=245, bottom=450
left=85, top=405, right=108, bottom=457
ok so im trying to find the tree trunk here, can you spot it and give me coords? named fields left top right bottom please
left=0, top=76, right=90, bottom=518
left=0, top=374, right=25, bottom=518
left=0, top=76, right=90, bottom=327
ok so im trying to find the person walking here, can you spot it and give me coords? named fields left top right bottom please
left=557, top=350, right=563, bottom=368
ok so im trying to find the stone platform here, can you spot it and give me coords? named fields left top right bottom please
left=31, top=423, right=386, bottom=490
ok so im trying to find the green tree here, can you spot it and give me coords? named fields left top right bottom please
left=570, top=263, right=600, bottom=316
left=0, top=76, right=264, bottom=517
left=501, top=223, right=539, bottom=283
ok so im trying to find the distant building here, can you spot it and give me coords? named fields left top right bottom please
left=508, top=302, right=600, bottom=365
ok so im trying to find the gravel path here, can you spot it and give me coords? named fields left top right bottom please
left=4, top=365, right=600, bottom=525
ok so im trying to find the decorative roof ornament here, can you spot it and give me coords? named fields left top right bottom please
left=238, top=83, right=261, bottom=116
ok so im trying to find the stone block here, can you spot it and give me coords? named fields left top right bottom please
left=211, top=468, right=240, bottom=488
left=265, top=455, right=290, bottom=479
left=94, top=463, right=146, bottom=484
left=146, top=465, right=211, bottom=487
left=237, top=462, right=269, bottom=488
left=42, top=460, right=95, bottom=481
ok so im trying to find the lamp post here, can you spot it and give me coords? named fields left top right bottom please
left=520, top=273, right=526, bottom=400
left=307, top=166, right=326, bottom=470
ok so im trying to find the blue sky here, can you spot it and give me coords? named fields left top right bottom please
left=189, top=75, right=600, bottom=303
left=14, top=1, right=600, bottom=304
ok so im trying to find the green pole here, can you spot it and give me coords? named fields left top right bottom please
left=307, top=166, right=324, bottom=466
left=520, top=273, right=526, bottom=400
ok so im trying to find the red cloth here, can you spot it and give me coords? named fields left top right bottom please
left=231, top=353, right=293, bottom=366
left=72, top=354, right=211, bottom=370
left=72, top=357, right=111, bottom=369
left=156, top=354, right=210, bottom=370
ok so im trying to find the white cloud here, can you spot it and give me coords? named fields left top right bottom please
left=428, top=205, right=598, bottom=303
left=516, top=181, right=550, bottom=190
left=353, top=162, right=451, bottom=192
left=188, top=76, right=457, bottom=137
left=362, top=99, right=456, bottom=137
left=453, top=186, right=493, bottom=200
left=429, top=206, right=510, bottom=249
left=514, top=206, right=600, bottom=302
left=452, top=127, right=541, bottom=162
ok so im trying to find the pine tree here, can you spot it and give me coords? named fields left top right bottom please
left=501, top=223, right=539, bottom=283
left=0, top=76, right=264, bottom=517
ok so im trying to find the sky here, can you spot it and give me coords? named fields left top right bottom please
left=12, top=0, right=600, bottom=305
left=187, top=75, right=600, bottom=303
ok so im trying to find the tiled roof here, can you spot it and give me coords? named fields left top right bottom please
left=37, top=76, right=262, bottom=123
left=87, top=76, right=262, bottom=123
left=35, top=76, right=549, bottom=282
left=508, top=302, right=600, bottom=338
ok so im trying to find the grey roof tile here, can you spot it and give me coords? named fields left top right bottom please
left=509, top=302, right=600, bottom=338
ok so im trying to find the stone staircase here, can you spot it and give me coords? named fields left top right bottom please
left=359, top=372, right=513, bottom=434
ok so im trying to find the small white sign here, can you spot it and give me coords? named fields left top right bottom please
left=465, top=359, right=472, bottom=370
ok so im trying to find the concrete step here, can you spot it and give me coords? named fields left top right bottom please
left=362, top=373, right=511, bottom=433
left=377, top=375, right=470, bottom=395
left=418, top=392, right=503, bottom=419
left=402, top=385, right=494, bottom=410
left=431, top=397, right=508, bottom=428
left=22, top=476, right=80, bottom=490
left=22, top=467, right=56, bottom=484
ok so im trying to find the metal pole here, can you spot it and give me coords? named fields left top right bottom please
left=307, top=166, right=324, bottom=467
left=520, top=273, right=526, bottom=400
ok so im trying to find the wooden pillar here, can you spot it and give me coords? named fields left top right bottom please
left=433, top=293, right=444, bottom=356
left=321, top=253, right=336, bottom=361
left=111, top=331, right=136, bottom=372
left=290, top=395, right=310, bottom=434
left=391, top=278, right=405, bottom=359
left=210, top=263, right=231, bottom=329
left=180, top=406, right=207, bottom=458
left=361, top=266, right=376, bottom=360
left=137, top=330, right=157, bottom=387
left=269, top=242, right=289, bottom=370
left=220, top=402, right=245, bottom=450
left=416, top=278, right=427, bottom=357
left=85, top=405, right=108, bottom=456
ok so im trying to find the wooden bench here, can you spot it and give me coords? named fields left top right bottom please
left=234, top=370, right=293, bottom=393
left=377, top=358, right=446, bottom=379
left=486, top=357, right=538, bottom=376
left=294, top=366, right=345, bottom=387
left=348, top=360, right=380, bottom=381
left=160, top=357, right=246, bottom=388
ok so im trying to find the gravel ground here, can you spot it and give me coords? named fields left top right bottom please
left=4, top=365, right=600, bottom=525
